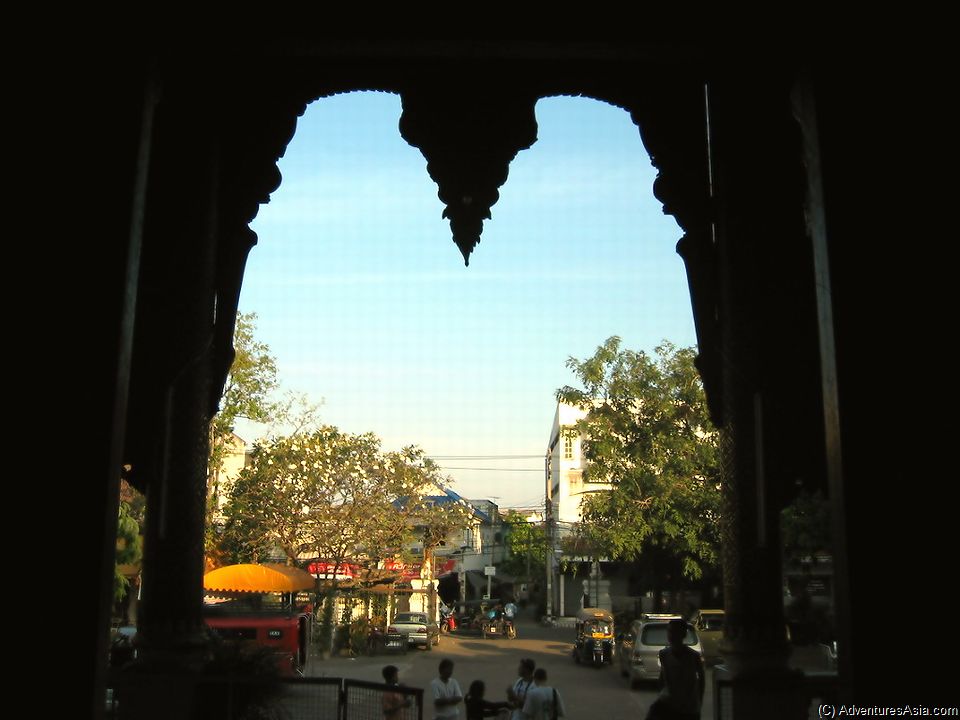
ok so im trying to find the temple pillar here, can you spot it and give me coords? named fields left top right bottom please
left=119, top=77, right=222, bottom=718
left=82, top=60, right=160, bottom=720
left=631, top=72, right=813, bottom=715
left=706, top=71, right=813, bottom=719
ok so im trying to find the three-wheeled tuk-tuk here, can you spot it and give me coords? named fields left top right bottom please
left=572, top=608, right=615, bottom=667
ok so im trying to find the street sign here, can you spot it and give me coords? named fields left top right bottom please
left=484, top=566, right=496, bottom=576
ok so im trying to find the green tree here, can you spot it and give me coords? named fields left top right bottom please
left=220, top=427, right=397, bottom=566
left=396, top=453, right=476, bottom=636
left=557, top=337, right=721, bottom=601
left=780, top=489, right=831, bottom=562
left=396, top=452, right=477, bottom=554
left=211, top=312, right=279, bottom=443
left=219, top=427, right=474, bottom=654
left=218, top=428, right=474, bottom=572
left=500, top=510, right=547, bottom=578
left=114, top=499, right=142, bottom=603
left=206, top=312, right=279, bottom=559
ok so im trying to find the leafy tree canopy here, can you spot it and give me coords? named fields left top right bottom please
left=206, top=312, right=282, bottom=559
left=217, top=427, right=474, bottom=575
left=557, top=337, right=721, bottom=582
left=114, top=500, right=142, bottom=602
left=208, top=312, right=280, bottom=484
left=213, top=312, right=279, bottom=438
left=780, top=489, right=831, bottom=562
left=499, top=509, right=547, bottom=577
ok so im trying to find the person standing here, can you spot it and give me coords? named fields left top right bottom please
left=503, top=599, right=519, bottom=638
left=464, top=680, right=511, bottom=720
left=521, top=668, right=565, bottom=720
left=431, top=658, right=464, bottom=720
left=648, top=619, right=705, bottom=720
left=506, top=658, right=535, bottom=720
left=382, top=665, right=412, bottom=720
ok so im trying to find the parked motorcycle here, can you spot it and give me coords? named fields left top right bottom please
left=481, top=615, right=517, bottom=639
left=440, top=607, right=457, bottom=633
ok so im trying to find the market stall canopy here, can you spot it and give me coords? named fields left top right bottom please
left=203, top=563, right=316, bottom=594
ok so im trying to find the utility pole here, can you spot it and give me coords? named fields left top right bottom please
left=457, top=549, right=466, bottom=604
left=545, top=451, right=553, bottom=620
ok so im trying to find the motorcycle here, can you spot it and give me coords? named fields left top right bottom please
left=481, top=613, right=516, bottom=639
left=440, top=607, right=457, bottom=633
left=448, top=599, right=502, bottom=635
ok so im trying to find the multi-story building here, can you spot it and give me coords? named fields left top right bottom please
left=546, top=401, right=614, bottom=615
left=399, top=484, right=504, bottom=612
left=208, top=432, right=252, bottom=525
left=546, top=402, right=612, bottom=531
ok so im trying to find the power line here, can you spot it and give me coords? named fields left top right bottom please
left=427, top=455, right=544, bottom=460
left=437, top=466, right=543, bottom=472
left=515, top=496, right=548, bottom=507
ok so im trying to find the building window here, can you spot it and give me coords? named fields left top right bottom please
left=563, top=435, right=574, bottom=460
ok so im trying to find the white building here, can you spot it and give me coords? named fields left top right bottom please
left=547, top=402, right=612, bottom=530
left=401, top=484, right=503, bottom=613
left=546, top=402, right=615, bottom=615
left=209, top=432, right=252, bottom=524
left=402, top=484, right=495, bottom=570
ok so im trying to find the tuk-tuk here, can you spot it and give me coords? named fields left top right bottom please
left=572, top=608, right=615, bottom=666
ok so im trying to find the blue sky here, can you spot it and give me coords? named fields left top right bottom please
left=237, top=92, right=696, bottom=510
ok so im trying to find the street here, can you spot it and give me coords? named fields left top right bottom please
left=304, top=616, right=716, bottom=720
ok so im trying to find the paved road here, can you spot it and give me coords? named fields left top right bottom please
left=306, top=616, right=716, bottom=720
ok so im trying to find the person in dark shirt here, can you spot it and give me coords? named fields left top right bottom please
left=648, top=619, right=705, bottom=720
left=464, top=680, right=510, bottom=720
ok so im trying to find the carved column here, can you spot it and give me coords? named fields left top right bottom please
left=210, top=86, right=306, bottom=413
left=118, top=71, right=309, bottom=715
left=630, top=78, right=720, bottom=426
left=131, top=79, right=221, bottom=678
left=634, top=67, right=813, bottom=718
left=707, top=71, right=810, bottom=719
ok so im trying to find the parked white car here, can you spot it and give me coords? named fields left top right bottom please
left=388, top=612, right=440, bottom=648
left=617, top=614, right=702, bottom=688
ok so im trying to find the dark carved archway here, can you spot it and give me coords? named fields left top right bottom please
left=78, top=40, right=945, bottom=719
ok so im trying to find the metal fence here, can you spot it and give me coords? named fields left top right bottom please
left=345, top=679, right=423, bottom=720
left=105, top=674, right=423, bottom=720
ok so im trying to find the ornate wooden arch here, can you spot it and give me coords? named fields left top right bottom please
left=94, top=42, right=882, bottom=719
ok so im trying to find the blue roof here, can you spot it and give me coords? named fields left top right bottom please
left=394, top=486, right=490, bottom=522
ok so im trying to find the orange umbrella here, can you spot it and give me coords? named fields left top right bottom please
left=203, top=563, right=316, bottom=593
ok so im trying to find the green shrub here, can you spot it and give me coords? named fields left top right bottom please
left=349, top=617, right=371, bottom=656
